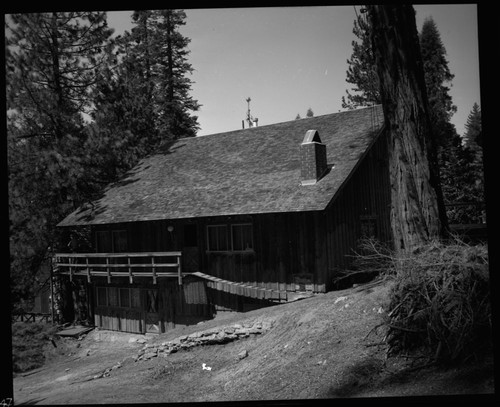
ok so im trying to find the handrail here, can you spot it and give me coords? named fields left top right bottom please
left=55, top=251, right=182, bottom=258
left=53, top=252, right=184, bottom=285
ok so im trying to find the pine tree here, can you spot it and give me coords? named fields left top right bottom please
left=155, top=10, right=200, bottom=138
left=84, top=23, right=160, bottom=187
left=456, top=103, right=484, bottom=223
left=7, top=12, right=113, bottom=309
left=114, top=9, right=200, bottom=141
left=306, top=107, right=314, bottom=118
left=342, top=10, right=380, bottom=109
left=419, top=17, right=457, bottom=151
left=463, top=102, right=482, bottom=149
left=439, top=127, right=483, bottom=224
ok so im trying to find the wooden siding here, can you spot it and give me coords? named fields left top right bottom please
left=91, top=276, right=213, bottom=333
left=324, top=129, right=391, bottom=290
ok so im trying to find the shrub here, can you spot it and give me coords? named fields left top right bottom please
left=333, top=238, right=394, bottom=288
left=386, top=238, right=491, bottom=364
left=11, top=322, right=59, bottom=373
left=344, top=237, right=491, bottom=364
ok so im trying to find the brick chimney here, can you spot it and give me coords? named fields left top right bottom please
left=300, top=130, right=327, bottom=185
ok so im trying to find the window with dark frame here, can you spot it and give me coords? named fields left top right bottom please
left=95, top=229, right=128, bottom=253
left=119, top=288, right=131, bottom=308
left=206, top=223, right=254, bottom=252
left=108, top=287, right=118, bottom=307
left=96, top=287, right=137, bottom=309
left=97, top=287, right=107, bottom=306
left=231, top=224, right=254, bottom=251
left=96, top=231, right=112, bottom=253
left=207, top=225, right=229, bottom=251
left=112, top=230, right=128, bottom=253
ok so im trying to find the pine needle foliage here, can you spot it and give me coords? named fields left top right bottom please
left=386, top=238, right=490, bottom=364
left=340, top=237, right=491, bottom=365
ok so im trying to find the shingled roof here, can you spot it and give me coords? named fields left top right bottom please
left=58, top=105, right=384, bottom=226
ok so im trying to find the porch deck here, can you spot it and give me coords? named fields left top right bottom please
left=53, top=252, right=185, bottom=285
left=53, top=252, right=290, bottom=302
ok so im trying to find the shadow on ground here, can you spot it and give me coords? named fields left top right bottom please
left=14, top=396, right=47, bottom=405
left=327, top=356, right=384, bottom=397
left=327, top=353, right=495, bottom=398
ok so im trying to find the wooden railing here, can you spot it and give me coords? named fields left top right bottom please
left=53, top=252, right=183, bottom=285
left=12, top=312, right=52, bottom=323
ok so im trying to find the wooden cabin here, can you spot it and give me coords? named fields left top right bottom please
left=55, top=105, right=392, bottom=334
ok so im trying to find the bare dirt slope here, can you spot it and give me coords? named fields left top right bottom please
left=13, top=280, right=495, bottom=404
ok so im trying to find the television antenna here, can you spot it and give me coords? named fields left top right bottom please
left=243, top=97, right=258, bottom=128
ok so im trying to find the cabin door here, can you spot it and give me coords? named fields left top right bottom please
left=144, top=289, right=160, bottom=333
left=182, top=224, right=199, bottom=272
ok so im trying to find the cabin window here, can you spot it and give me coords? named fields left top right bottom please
left=231, top=224, right=254, bottom=251
left=131, top=288, right=141, bottom=308
left=108, top=287, right=118, bottom=307
left=95, top=229, right=128, bottom=253
left=207, top=223, right=254, bottom=252
left=112, top=230, right=128, bottom=253
left=119, top=288, right=131, bottom=308
left=96, top=231, right=112, bottom=253
left=97, top=287, right=107, bottom=306
left=96, top=287, right=138, bottom=309
left=207, top=225, right=229, bottom=251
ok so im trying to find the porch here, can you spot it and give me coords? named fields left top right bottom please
left=53, top=252, right=185, bottom=285
left=53, top=251, right=289, bottom=302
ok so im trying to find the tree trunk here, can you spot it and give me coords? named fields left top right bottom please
left=50, top=12, right=64, bottom=140
left=367, top=5, right=447, bottom=252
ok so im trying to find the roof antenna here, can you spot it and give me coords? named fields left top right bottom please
left=245, top=97, right=258, bottom=128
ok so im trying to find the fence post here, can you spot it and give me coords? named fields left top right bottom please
left=50, top=256, right=55, bottom=325
left=86, top=256, right=91, bottom=283
left=152, top=256, right=157, bottom=285
left=106, top=257, right=111, bottom=284
left=178, top=254, right=182, bottom=285
left=128, top=256, right=133, bottom=284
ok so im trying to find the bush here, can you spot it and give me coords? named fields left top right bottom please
left=344, top=237, right=491, bottom=364
left=11, top=322, right=59, bottom=373
left=385, top=238, right=491, bottom=364
left=333, top=238, right=394, bottom=288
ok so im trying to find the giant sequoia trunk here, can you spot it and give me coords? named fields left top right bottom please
left=367, top=5, right=447, bottom=252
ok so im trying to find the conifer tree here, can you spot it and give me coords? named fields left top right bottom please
left=112, top=9, right=200, bottom=141
left=84, top=9, right=201, bottom=193
left=7, top=12, right=113, bottom=309
left=419, top=17, right=457, bottom=151
left=463, top=102, right=482, bottom=149
left=445, top=102, right=484, bottom=224
left=342, top=10, right=380, bottom=109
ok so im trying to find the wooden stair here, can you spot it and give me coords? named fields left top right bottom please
left=192, top=271, right=288, bottom=302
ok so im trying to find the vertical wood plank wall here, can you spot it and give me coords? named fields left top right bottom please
left=92, top=277, right=213, bottom=334
left=323, top=129, right=391, bottom=290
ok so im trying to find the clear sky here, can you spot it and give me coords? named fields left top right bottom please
left=107, top=4, right=480, bottom=137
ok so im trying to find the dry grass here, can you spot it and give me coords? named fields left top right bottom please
left=11, top=322, right=59, bottom=373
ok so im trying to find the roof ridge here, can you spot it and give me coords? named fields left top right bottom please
left=180, top=105, right=384, bottom=141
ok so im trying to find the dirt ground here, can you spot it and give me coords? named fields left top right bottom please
left=13, top=280, right=496, bottom=404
